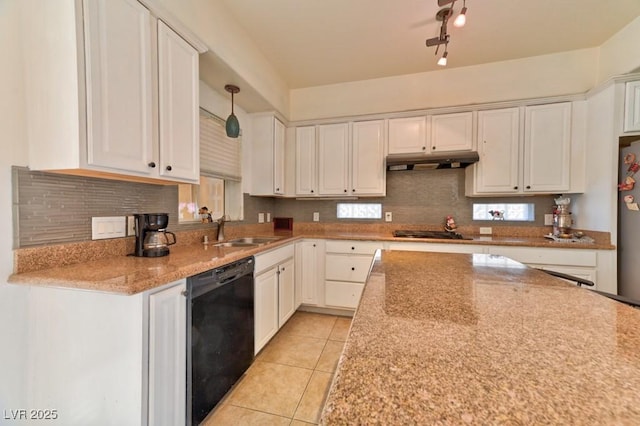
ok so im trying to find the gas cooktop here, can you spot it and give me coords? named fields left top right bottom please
left=392, top=230, right=472, bottom=240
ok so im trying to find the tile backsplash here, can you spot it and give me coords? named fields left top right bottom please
left=12, top=166, right=555, bottom=248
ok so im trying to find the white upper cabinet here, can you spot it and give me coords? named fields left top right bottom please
left=388, top=116, right=427, bottom=155
left=351, top=120, right=386, bottom=196
left=430, top=112, right=474, bottom=152
left=466, top=102, right=582, bottom=196
left=251, top=114, right=286, bottom=196
left=523, top=102, right=571, bottom=192
left=472, top=108, right=521, bottom=194
left=624, top=81, right=640, bottom=133
left=295, top=126, right=317, bottom=195
left=318, top=123, right=351, bottom=195
left=25, top=0, right=203, bottom=183
left=83, top=0, right=154, bottom=175
left=157, top=21, right=199, bottom=182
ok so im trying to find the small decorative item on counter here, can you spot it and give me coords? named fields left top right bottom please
left=199, top=206, right=213, bottom=223
left=488, top=210, right=505, bottom=220
left=444, top=215, right=457, bottom=232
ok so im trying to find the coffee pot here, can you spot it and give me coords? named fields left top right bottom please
left=133, top=213, right=176, bottom=257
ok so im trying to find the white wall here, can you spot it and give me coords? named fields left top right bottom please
left=289, top=49, right=599, bottom=121
left=153, top=0, right=290, bottom=117
left=0, top=0, right=31, bottom=413
left=597, top=16, right=640, bottom=85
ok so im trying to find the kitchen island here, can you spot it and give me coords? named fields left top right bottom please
left=322, top=251, right=640, bottom=424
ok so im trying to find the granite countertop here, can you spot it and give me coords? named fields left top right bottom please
left=8, top=224, right=614, bottom=295
left=321, top=251, right=640, bottom=424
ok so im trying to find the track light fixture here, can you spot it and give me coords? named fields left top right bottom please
left=425, top=0, right=469, bottom=66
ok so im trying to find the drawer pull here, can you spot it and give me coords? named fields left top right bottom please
left=351, top=267, right=355, bottom=271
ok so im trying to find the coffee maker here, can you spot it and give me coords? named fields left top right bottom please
left=133, top=213, right=176, bottom=257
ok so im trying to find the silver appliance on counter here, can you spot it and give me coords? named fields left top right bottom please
left=186, top=256, right=255, bottom=425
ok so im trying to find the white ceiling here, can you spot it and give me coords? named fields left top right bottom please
left=219, top=0, right=640, bottom=90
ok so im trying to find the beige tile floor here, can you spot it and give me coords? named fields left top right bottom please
left=203, top=312, right=352, bottom=426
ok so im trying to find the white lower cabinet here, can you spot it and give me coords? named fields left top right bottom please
left=148, top=280, right=187, bottom=426
left=324, top=240, right=381, bottom=309
left=20, top=278, right=187, bottom=425
left=295, top=240, right=326, bottom=306
left=254, top=244, right=295, bottom=354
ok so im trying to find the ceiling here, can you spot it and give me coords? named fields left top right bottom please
left=219, top=0, right=640, bottom=90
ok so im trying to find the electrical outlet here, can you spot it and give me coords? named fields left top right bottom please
left=479, top=227, right=492, bottom=235
left=544, top=214, right=554, bottom=226
left=258, top=213, right=265, bottom=223
left=385, top=212, right=393, bottom=222
left=313, top=212, right=320, bottom=222
left=266, top=212, right=271, bottom=222
left=127, top=216, right=135, bottom=236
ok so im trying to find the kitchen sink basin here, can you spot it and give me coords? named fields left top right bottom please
left=211, top=241, right=260, bottom=248
left=228, top=237, right=282, bottom=245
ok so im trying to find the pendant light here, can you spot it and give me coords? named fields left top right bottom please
left=224, top=84, right=240, bottom=138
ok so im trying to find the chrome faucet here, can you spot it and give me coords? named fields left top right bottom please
left=216, top=216, right=226, bottom=241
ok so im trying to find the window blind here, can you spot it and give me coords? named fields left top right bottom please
left=199, top=108, right=241, bottom=181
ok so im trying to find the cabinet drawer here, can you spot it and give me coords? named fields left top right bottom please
left=325, top=254, right=374, bottom=282
left=325, top=281, right=364, bottom=309
left=488, top=246, right=597, bottom=267
left=254, top=244, right=295, bottom=274
left=326, top=240, right=382, bottom=255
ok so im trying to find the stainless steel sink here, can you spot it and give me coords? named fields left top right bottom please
left=211, top=241, right=260, bottom=248
left=228, top=237, right=282, bottom=245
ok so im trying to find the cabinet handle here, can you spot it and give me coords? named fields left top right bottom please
left=148, top=162, right=156, bottom=168
left=344, top=189, right=347, bottom=193
left=166, top=165, right=172, bottom=171
left=432, top=146, right=436, bottom=150
left=181, top=290, right=188, bottom=297
left=311, top=190, right=314, bottom=193
left=422, top=146, right=426, bottom=150
left=526, top=185, right=531, bottom=189
left=313, top=244, right=316, bottom=247
left=352, top=189, right=356, bottom=192
left=513, top=186, right=518, bottom=190
left=351, top=267, right=355, bottom=271
left=351, top=246, right=355, bottom=250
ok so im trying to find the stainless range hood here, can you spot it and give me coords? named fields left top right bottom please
left=386, top=151, right=479, bottom=171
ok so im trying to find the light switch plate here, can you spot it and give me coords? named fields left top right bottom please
left=479, top=227, right=492, bottom=235
left=313, top=212, right=320, bottom=222
left=266, top=212, right=271, bottom=222
left=385, top=212, right=393, bottom=222
left=92, top=216, right=126, bottom=240
left=258, top=213, right=265, bottom=223
left=127, top=216, right=135, bottom=236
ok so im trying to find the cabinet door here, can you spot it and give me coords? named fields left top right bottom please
left=351, top=120, right=386, bottom=195
left=295, top=126, right=317, bottom=195
left=273, top=119, right=286, bottom=194
left=325, top=281, right=364, bottom=309
left=254, top=268, right=278, bottom=354
left=83, top=0, right=154, bottom=175
left=148, top=280, right=187, bottom=426
left=158, top=21, right=199, bottom=183
left=523, top=103, right=571, bottom=192
left=624, top=81, right=640, bottom=132
left=388, top=117, right=427, bottom=154
left=296, top=240, right=324, bottom=306
left=278, top=258, right=295, bottom=327
left=430, top=112, right=473, bottom=152
left=474, top=108, right=520, bottom=193
left=318, top=123, right=350, bottom=195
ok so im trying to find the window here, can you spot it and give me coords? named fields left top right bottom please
left=473, top=203, right=535, bottom=221
left=178, top=109, right=243, bottom=223
left=337, top=203, right=382, bottom=219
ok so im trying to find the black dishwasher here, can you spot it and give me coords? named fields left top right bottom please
left=186, top=256, right=255, bottom=425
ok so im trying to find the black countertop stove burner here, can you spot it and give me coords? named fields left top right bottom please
left=393, top=230, right=472, bottom=240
